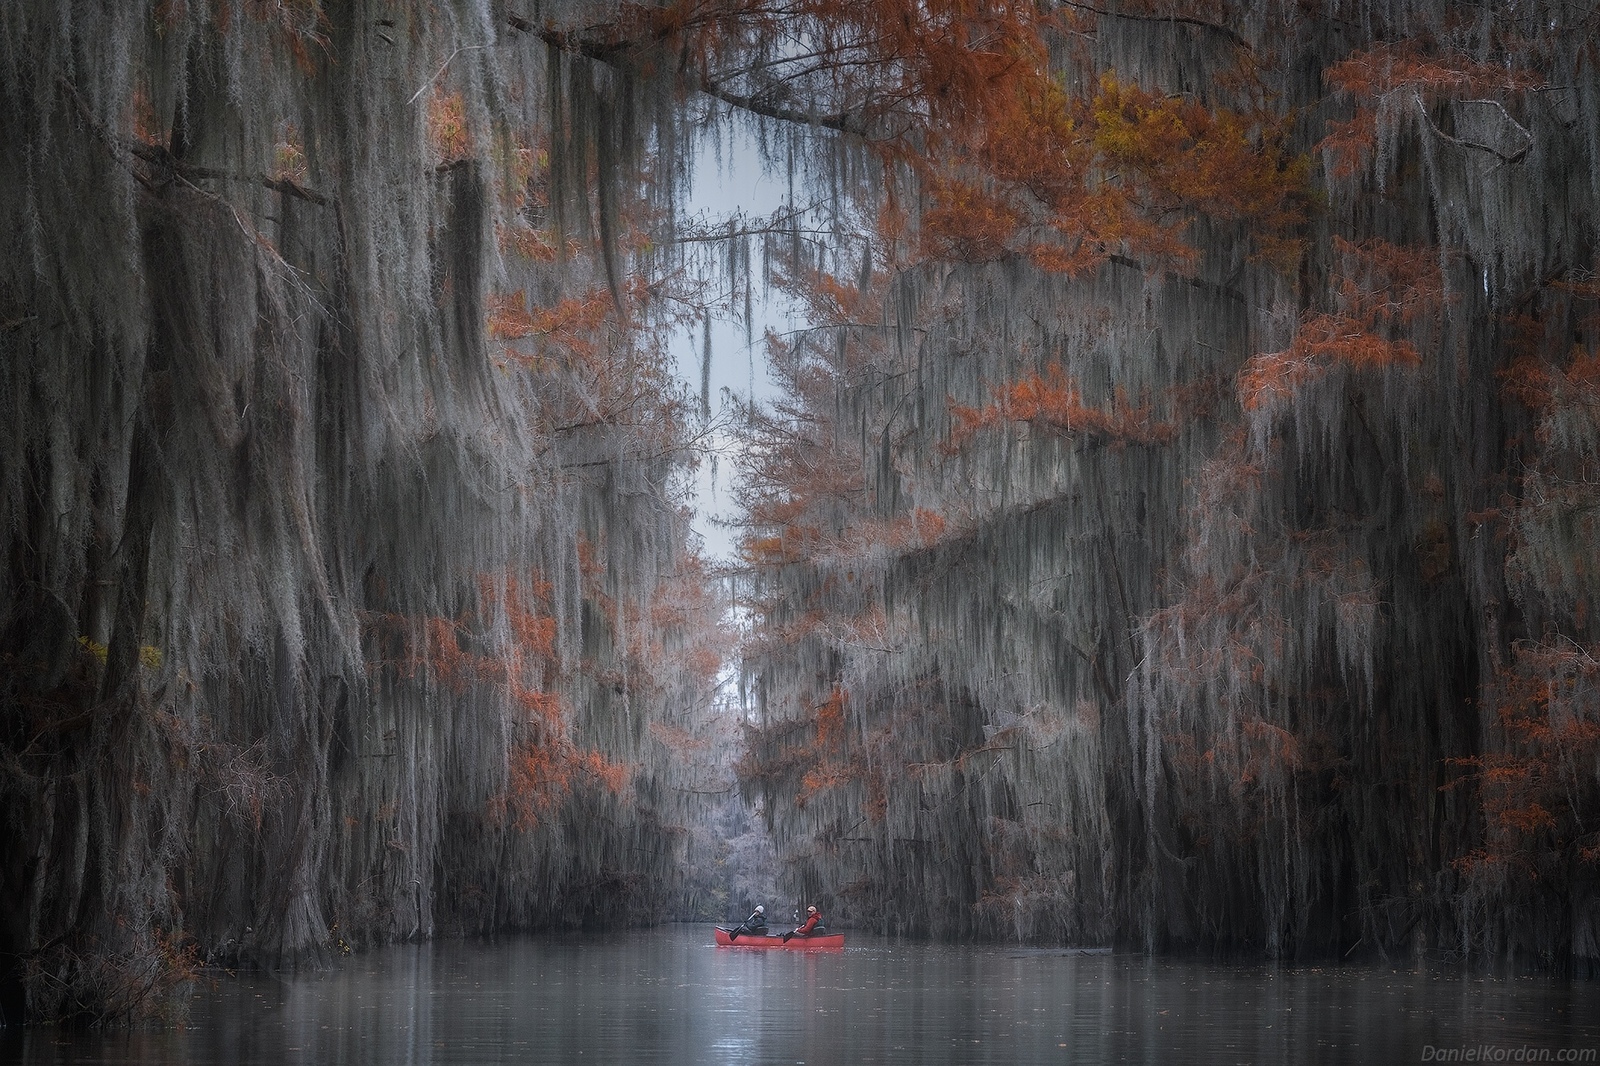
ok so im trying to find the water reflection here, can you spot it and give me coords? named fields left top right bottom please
left=4, top=926, right=1597, bottom=1065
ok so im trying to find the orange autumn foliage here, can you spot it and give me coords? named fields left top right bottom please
left=494, top=742, right=630, bottom=832
left=1447, top=641, right=1600, bottom=880
left=1501, top=344, right=1600, bottom=417
left=948, top=366, right=1177, bottom=449
left=1324, top=41, right=1543, bottom=100
left=917, top=69, right=1309, bottom=273
left=742, top=507, right=949, bottom=566
left=739, top=533, right=811, bottom=567
left=1239, top=314, right=1421, bottom=410
left=487, top=289, right=612, bottom=362
left=1163, top=713, right=1309, bottom=805
left=483, top=572, right=558, bottom=663
left=1319, top=41, right=1543, bottom=178
left=1088, top=76, right=1309, bottom=266
left=919, top=175, right=1029, bottom=265
left=857, top=508, right=947, bottom=554
left=498, top=223, right=564, bottom=264
left=363, top=570, right=631, bottom=833
left=797, top=685, right=865, bottom=808
left=1240, top=237, right=1442, bottom=410
left=427, top=91, right=474, bottom=162
left=734, top=366, right=869, bottom=563
left=488, top=283, right=686, bottom=451
left=814, top=685, right=848, bottom=751
left=589, top=1, right=1307, bottom=273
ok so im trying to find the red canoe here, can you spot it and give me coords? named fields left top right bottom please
left=714, top=926, right=845, bottom=949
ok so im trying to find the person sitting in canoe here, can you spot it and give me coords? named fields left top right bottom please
left=727, top=905, right=767, bottom=940
left=782, top=905, right=823, bottom=941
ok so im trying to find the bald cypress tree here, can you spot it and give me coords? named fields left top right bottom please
left=0, top=0, right=731, bottom=1023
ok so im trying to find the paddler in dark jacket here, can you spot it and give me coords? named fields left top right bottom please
left=729, top=904, right=767, bottom=939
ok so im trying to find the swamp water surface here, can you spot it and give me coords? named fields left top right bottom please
left=4, top=924, right=1598, bottom=1064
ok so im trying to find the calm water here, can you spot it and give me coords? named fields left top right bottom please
left=4, top=925, right=1598, bottom=1065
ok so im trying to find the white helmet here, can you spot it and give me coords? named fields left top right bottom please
left=754, top=905, right=764, bottom=913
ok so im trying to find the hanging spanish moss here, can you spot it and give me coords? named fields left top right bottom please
left=0, top=0, right=735, bottom=1025
left=732, top=0, right=1600, bottom=972
left=4, top=0, right=1599, bottom=1029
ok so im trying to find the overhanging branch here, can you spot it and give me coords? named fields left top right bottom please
left=1054, top=0, right=1251, bottom=51
left=529, top=21, right=868, bottom=136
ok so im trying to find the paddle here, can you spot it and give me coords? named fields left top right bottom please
left=784, top=908, right=816, bottom=942
left=729, top=926, right=741, bottom=941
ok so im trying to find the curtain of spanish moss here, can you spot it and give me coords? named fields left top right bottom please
left=735, top=0, right=1600, bottom=970
left=0, top=0, right=726, bottom=1024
